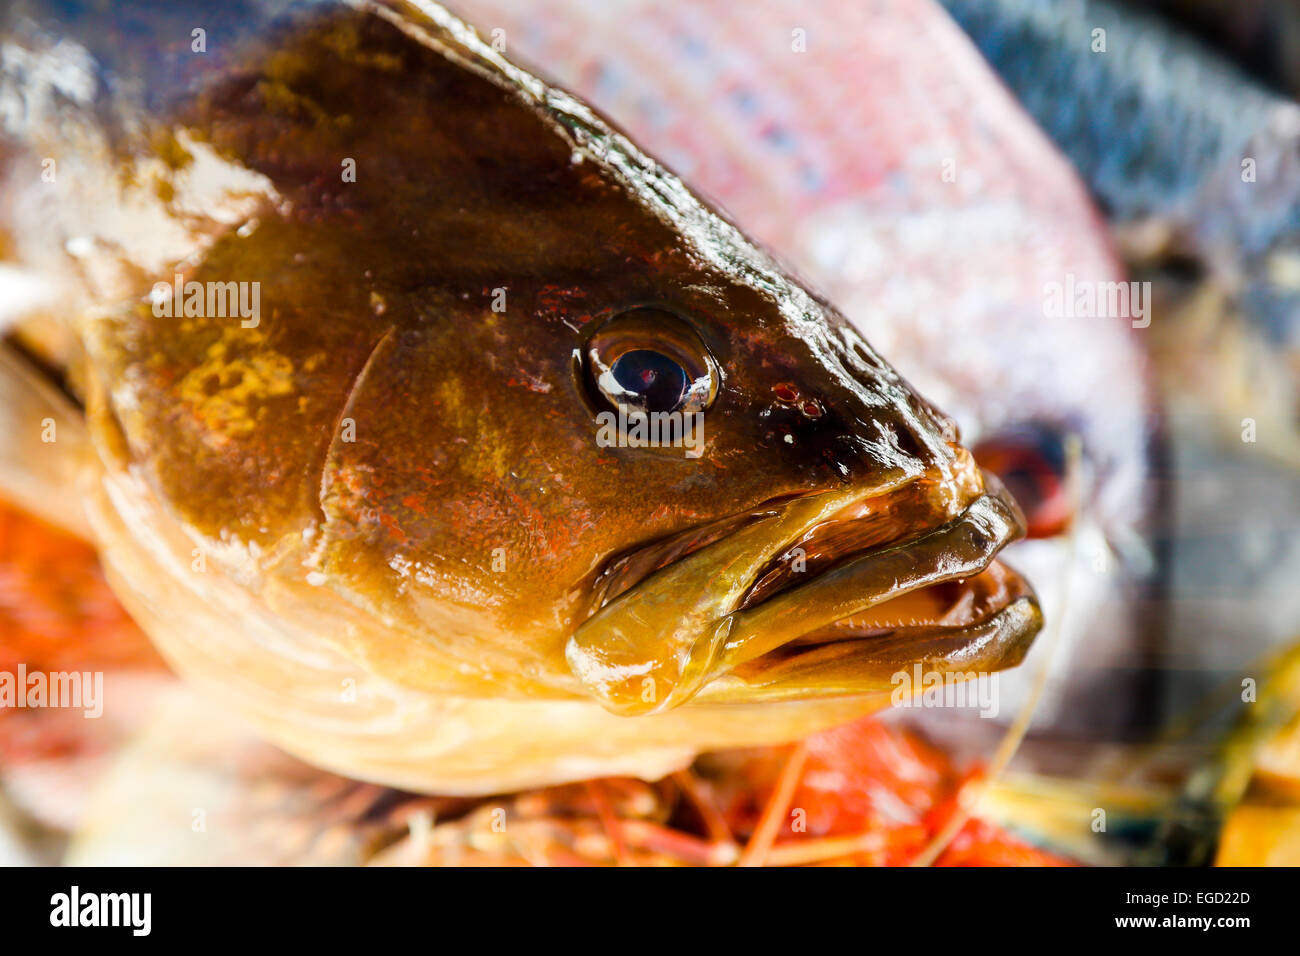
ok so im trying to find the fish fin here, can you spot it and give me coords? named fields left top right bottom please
left=0, top=340, right=94, bottom=540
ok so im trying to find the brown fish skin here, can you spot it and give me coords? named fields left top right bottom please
left=2, top=1, right=1040, bottom=790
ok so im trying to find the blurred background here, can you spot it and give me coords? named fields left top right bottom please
left=1, top=0, right=1298, bottom=865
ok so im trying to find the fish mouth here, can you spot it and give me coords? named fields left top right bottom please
left=566, top=474, right=1042, bottom=715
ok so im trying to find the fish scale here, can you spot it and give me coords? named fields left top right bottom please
left=940, top=0, right=1281, bottom=221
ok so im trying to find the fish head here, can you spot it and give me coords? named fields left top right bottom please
left=66, top=1, right=1041, bottom=720
left=559, top=306, right=1045, bottom=716
left=312, top=269, right=1041, bottom=715
left=244, top=7, right=1044, bottom=716
left=424, top=0, right=1159, bottom=741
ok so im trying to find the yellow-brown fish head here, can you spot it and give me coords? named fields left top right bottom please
left=557, top=298, right=1043, bottom=715
left=67, top=1, right=1041, bottom=719
left=308, top=261, right=1042, bottom=716
left=309, top=287, right=1040, bottom=718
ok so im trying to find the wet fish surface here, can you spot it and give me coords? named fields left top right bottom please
left=0, top=0, right=1043, bottom=794
left=454, top=0, right=1168, bottom=773
left=940, top=0, right=1300, bottom=361
left=940, top=0, right=1300, bottom=741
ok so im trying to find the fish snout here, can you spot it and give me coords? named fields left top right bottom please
left=564, top=329, right=1039, bottom=716
left=565, top=462, right=1040, bottom=716
left=765, top=343, right=974, bottom=509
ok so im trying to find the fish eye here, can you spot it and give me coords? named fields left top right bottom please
left=607, top=349, right=689, bottom=412
left=973, top=423, right=1072, bottom=538
left=584, top=308, right=718, bottom=416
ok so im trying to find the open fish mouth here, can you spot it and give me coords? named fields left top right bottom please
left=567, top=476, right=1042, bottom=715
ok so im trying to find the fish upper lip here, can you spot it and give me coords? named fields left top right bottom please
left=715, top=490, right=1027, bottom=669
left=566, top=475, right=1040, bottom=715
left=694, top=499, right=1041, bottom=702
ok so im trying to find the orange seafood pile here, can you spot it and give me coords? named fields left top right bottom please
left=0, top=507, right=158, bottom=674
left=0, top=499, right=1070, bottom=865
left=699, top=721, right=1074, bottom=867
left=373, top=724, right=1073, bottom=866
left=0, top=506, right=163, bottom=767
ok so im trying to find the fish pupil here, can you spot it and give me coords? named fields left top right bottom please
left=611, top=349, right=688, bottom=412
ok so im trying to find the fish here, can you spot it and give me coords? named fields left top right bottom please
left=940, top=0, right=1300, bottom=463
left=940, top=0, right=1300, bottom=758
left=0, top=0, right=1045, bottom=797
left=1120, top=0, right=1300, bottom=102
left=450, top=0, right=1162, bottom=775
